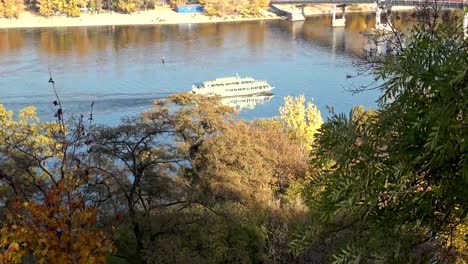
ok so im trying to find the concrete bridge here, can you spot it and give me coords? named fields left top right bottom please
left=270, top=0, right=468, bottom=36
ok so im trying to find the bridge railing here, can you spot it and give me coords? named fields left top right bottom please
left=390, top=0, right=465, bottom=8
left=270, top=0, right=466, bottom=9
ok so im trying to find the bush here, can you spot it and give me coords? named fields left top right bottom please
left=2, top=0, right=23, bottom=18
left=63, top=0, right=86, bottom=17
left=36, top=0, right=55, bottom=17
left=116, top=0, right=141, bottom=13
left=0, top=1, right=4, bottom=18
left=200, top=0, right=268, bottom=17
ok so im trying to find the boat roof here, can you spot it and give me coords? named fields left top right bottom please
left=196, top=76, right=264, bottom=85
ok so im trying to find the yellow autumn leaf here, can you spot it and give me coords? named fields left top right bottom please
left=9, top=242, right=19, bottom=252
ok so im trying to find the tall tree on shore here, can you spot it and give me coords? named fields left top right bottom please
left=200, top=0, right=268, bottom=17
left=115, top=0, right=142, bottom=13
left=1, top=0, right=23, bottom=18
left=36, top=0, right=54, bottom=17
left=0, top=1, right=4, bottom=17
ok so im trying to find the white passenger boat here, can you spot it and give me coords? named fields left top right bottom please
left=191, top=74, right=274, bottom=97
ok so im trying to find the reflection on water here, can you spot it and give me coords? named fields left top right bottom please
left=0, top=11, right=431, bottom=124
left=221, top=93, right=274, bottom=111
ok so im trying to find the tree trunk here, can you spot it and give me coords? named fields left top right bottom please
left=129, top=200, right=146, bottom=263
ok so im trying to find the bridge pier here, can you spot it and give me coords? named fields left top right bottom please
left=374, top=1, right=392, bottom=33
left=331, top=4, right=346, bottom=27
left=375, top=3, right=382, bottom=28
left=290, top=4, right=306, bottom=21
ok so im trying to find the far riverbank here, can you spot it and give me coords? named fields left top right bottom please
left=0, top=4, right=415, bottom=29
left=0, top=7, right=281, bottom=29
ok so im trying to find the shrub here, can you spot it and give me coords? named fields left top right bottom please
left=36, top=0, right=55, bottom=17
left=116, top=0, right=141, bottom=13
left=2, top=0, right=24, bottom=18
left=0, top=1, right=4, bottom=18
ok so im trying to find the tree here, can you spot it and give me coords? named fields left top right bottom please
left=292, top=4, right=468, bottom=263
left=0, top=184, right=113, bottom=263
left=90, top=94, right=236, bottom=262
left=0, top=1, right=5, bottom=17
left=163, top=94, right=311, bottom=263
left=0, top=103, right=113, bottom=263
left=63, top=0, right=87, bottom=17
left=200, top=0, right=268, bottom=17
left=2, top=0, right=24, bottom=18
left=36, top=0, right=55, bottom=17
left=91, top=115, right=181, bottom=263
left=279, top=95, right=323, bottom=151
left=92, top=94, right=311, bottom=263
left=115, top=0, right=141, bottom=13
left=167, top=0, right=183, bottom=8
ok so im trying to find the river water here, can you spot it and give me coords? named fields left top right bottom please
left=0, top=12, right=406, bottom=124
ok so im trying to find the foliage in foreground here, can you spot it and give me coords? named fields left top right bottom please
left=1, top=5, right=467, bottom=263
left=291, top=6, right=468, bottom=263
left=0, top=105, right=113, bottom=263
left=0, top=93, right=317, bottom=263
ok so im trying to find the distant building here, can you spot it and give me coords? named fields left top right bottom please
left=175, top=4, right=204, bottom=13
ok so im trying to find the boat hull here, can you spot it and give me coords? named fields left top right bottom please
left=191, top=75, right=274, bottom=97
left=193, top=87, right=273, bottom=97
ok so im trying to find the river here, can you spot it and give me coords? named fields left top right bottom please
left=0, top=12, right=406, bottom=124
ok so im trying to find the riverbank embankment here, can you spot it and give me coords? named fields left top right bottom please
left=0, top=7, right=280, bottom=29
left=0, top=4, right=415, bottom=29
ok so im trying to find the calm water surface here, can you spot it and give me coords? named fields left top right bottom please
left=0, top=13, right=407, bottom=124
